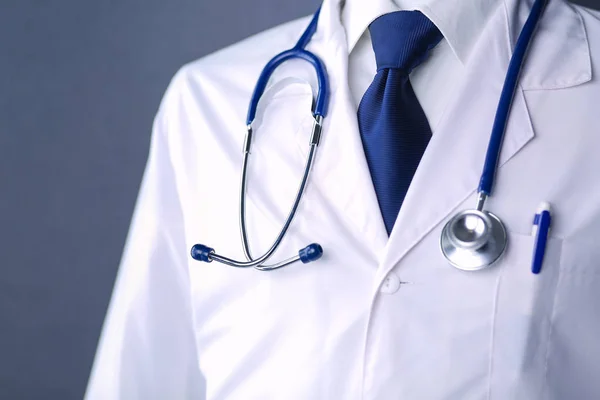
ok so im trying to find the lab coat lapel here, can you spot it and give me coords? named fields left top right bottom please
left=375, top=2, right=535, bottom=284
left=244, top=0, right=387, bottom=260
left=303, top=0, right=389, bottom=257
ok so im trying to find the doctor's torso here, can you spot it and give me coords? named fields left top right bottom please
left=86, top=0, right=600, bottom=399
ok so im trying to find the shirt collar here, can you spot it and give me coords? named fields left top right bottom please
left=316, top=0, right=591, bottom=91
left=340, top=0, right=502, bottom=65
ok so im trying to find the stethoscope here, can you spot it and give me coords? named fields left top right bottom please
left=191, top=0, right=548, bottom=272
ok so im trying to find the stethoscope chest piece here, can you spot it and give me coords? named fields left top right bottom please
left=440, top=209, right=507, bottom=271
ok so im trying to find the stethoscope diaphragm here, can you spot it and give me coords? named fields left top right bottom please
left=440, top=209, right=507, bottom=271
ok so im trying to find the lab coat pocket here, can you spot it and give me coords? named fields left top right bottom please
left=489, top=232, right=563, bottom=399
left=542, top=237, right=600, bottom=399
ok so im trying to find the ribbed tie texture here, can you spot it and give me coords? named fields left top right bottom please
left=357, top=11, right=443, bottom=235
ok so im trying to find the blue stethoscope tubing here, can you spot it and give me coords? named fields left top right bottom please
left=191, top=10, right=328, bottom=270
left=191, top=0, right=549, bottom=271
left=247, top=9, right=329, bottom=125
left=480, top=0, right=547, bottom=196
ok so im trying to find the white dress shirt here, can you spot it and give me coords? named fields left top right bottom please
left=344, top=0, right=499, bottom=132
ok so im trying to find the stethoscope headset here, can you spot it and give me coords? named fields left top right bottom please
left=191, top=0, right=549, bottom=272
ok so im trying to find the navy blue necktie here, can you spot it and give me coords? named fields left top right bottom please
left=358, top=11, right=443, bottom=235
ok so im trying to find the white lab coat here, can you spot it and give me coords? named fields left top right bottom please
left=86, top=0, right=600, bottom=398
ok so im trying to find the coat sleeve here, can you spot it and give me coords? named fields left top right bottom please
left=85, top=99, right=205, bottom=399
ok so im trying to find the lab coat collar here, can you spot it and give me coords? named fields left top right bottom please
left=508, top=0, right=591, bottom=90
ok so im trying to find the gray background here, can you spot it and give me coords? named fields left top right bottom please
left=0, top=0, right=597, bottom=398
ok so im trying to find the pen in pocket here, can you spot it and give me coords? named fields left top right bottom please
left=531, top=202, right=552, bottom=274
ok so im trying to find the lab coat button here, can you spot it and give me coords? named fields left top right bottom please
left=380, top=273, right=401, bottom=294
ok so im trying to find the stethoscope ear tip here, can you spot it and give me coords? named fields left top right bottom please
left=191, top=244, right=215, bottom=263
left=299, top=243, right=323, bottom=263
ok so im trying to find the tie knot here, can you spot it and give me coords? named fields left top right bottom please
left=369, top=11, right=443, bottom=74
